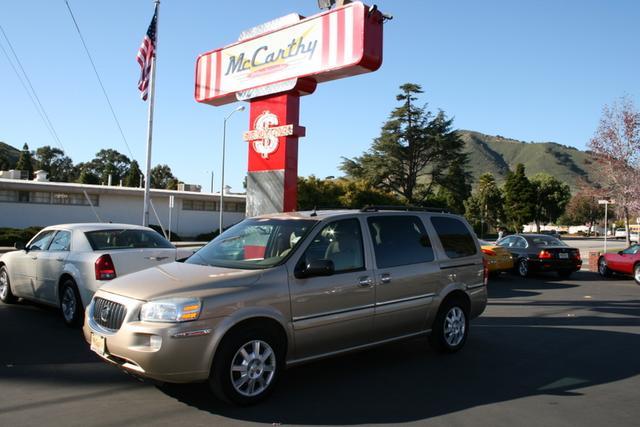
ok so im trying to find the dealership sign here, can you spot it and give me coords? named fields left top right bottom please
left=243, top=110, right=305, bottom=159
left=195, top=1, right=383, bottom=106
left=195, top=2, right=384, bottom=216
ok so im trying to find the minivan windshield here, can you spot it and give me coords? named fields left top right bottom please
left=187, top=218, right=317, bottom=270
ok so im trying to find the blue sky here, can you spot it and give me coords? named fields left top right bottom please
left=1, top=0, right=638, bottom=192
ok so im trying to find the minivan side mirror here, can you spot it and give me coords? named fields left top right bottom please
left=295, top=259, right=335, bottom=279
left=14, top=241, right=25, bottom=250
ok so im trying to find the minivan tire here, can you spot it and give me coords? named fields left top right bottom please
left=60, top=279, right=83, bottom=327
left=0, top=266, right=17, bottom=304
left=429, top=297, right=469, bottom=353
left=210, top=326, right=283, bottom=406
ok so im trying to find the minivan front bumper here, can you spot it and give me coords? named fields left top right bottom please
left=83, top=292, right=216, bottom=383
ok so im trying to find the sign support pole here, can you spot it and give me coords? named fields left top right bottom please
left=245, top=80, right=315, bottom=216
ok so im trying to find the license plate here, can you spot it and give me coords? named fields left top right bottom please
left=559, top=253, right=569, bottom=259
left=90, top=333, right=106, bottom=356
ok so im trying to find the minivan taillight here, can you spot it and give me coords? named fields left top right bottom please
left=95, top=254, right=117, bottom=280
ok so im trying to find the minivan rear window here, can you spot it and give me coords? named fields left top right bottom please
left=85, top=229, right=174, bottom=250
left=367, top=215, right=434, bottom=268
left=430, top=216, right=477, bottom=259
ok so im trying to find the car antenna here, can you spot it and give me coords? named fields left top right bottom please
left=310, top=206, right=318, bottom=217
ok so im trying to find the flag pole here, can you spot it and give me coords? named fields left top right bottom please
left=142, top=0, right=160, bottom=226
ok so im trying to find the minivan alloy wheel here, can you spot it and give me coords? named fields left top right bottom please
left=230, top=340, right=276, bottom=397
left=61, top=286, right=77, bottom=323
left=444, top=307, right=466, bottom=347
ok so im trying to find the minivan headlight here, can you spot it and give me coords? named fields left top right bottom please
left=140, top=298, right=202, bottom=322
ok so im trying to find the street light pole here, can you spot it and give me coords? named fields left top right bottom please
left=598, top=199, right=615, bottom=254
left=219, top=105, right=245, bottom=235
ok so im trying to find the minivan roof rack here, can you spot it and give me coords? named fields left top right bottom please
left=360, top=205, right=450, bottom=213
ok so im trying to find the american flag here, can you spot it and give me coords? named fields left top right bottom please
left=136, top=6, right=157, bottom=101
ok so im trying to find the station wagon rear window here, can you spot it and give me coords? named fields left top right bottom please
left=85, top=229, right=174, bottom=250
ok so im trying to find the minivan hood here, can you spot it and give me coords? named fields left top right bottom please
left=99, top=262, right=262, bottom=301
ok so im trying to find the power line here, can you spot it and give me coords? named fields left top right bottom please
left=0, top=40, right=60, bottom=150
left=0, top=24, right=66, bottom=153
left=63, top=0, right=135, bottom=160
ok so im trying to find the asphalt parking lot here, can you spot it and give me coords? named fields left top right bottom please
left=1, top=270, right=639, bottom=427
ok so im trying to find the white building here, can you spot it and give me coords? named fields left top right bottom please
left=0, top=175, right=246, bottom=238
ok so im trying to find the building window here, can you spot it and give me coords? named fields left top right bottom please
left=0, top=190, right=98, bottom=206
left=0, top=190, right=18, bottom=202
left=182, top=198, right=244, bottom=212
left=31, top=192, right=51, bottom=204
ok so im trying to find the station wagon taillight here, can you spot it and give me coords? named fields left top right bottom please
left=95, top=254, right=117, bottom=280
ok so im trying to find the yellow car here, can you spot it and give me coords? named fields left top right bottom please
left=479, top=239, right=514, bottom=275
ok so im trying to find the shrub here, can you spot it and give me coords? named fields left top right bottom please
left=0, top=226, right=43, bottom=247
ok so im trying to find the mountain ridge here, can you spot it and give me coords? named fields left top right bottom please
left=458, top=130, right=596, bottom=191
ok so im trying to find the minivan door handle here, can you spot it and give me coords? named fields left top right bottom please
left=380, top=273, right=391, bottom=284
left=358, top=276, right=373, bottom=287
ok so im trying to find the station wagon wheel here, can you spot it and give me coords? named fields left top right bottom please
left=517, top=259, right=529, bottom=277
left=430, top=297, right=469, bottom=353
left=60, top=279, right=83, bottom=327
left=598, top=257, right=611, bottom=278
left=210, top=327, right=283, bottom=405
left=0, top=266, right=17, bottom=304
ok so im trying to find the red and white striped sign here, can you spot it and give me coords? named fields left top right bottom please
left=195, top=1, right=382, bottom=106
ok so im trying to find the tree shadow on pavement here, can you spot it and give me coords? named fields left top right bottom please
left=159, top=320, right=640, bottom=425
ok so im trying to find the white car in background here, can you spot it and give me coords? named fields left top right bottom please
left=0, top=223, right=188, bottom=326
left=614, top=228, right=640, bottom=242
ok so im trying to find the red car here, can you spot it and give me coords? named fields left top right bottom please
left=598, top=244, right=640, bottom=284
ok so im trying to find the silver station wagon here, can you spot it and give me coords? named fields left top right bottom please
left=84, top=207, right=487, bottom=405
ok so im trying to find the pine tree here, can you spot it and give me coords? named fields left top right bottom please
left=15, top=143, right=34, bottom=178
left=503, top=164, right=535, bottom=232
left=340, top=83, right=468, bottom=204
left=124, top=160, right=143, bottom=187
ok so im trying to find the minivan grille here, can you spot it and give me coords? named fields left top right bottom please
left=93, top=297, right=127, bottom=331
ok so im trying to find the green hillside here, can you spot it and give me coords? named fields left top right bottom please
left=0, top=141, right=20, bottom=170
left=459, top=130, right=597, bottom=191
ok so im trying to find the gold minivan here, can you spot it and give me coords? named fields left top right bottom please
left=84, top=208, right=487, bottom=405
